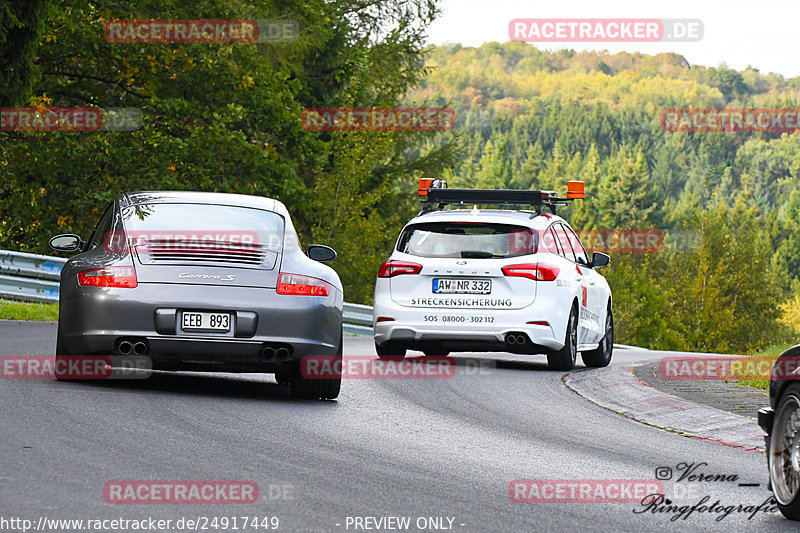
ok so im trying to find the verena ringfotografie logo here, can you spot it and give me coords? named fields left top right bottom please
left=102, top=230, right=269, bottom=255
left=301, top=356, right=455, bottom=379
left=659, top=356, right=800, bottom=381
left=1, top=355, right=151, bottom=379
left=509, top=479, right=664, bottom=503
left=1, top=108, right=141, bottom=132
left=509, top=19, right=703, bottom=43
left=641, top=462, right=779, bottom=521
left=301, top=108, right=455, bottom=132
left=104, top=481, right=258, bottom=504
left=104, top=19, right=298, bottom=43
left=661, top=108, right=800, bottom=132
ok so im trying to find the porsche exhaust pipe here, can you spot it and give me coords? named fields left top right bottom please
left=133, top=341, right=149, bottom=356
left=260, top=345, right=291, bottom=361
left=505, top=333, right=517, bottom=345
left=117, top=340, right=133, bottom=355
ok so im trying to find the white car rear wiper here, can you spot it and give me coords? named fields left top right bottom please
left=460, top=250, right=503, bottom=258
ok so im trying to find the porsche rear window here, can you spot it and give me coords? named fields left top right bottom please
left=396, top=222, right=537, bottom=258
left=121, top=203, right=285, bottom=250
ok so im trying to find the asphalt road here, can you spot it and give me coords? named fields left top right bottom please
left=0, top=320, right=793, bottom=532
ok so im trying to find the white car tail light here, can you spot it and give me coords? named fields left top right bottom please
left=501, top=263, right=559, bottom=282
left=378, top=260, right=422, bottom=278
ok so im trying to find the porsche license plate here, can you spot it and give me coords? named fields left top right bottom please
left=181, top=312, right=231, bottom=332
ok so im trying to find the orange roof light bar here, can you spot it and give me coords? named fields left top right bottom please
left=419, top=180, right=575, bottom=215
left=418, top=178, right=435, bottom=197
left=567, top=180, right=585, bottom=199
left=418, top=178, right=447, bottom=198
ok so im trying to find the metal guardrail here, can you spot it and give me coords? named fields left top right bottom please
left=0, top=250, right=66, bottom=303
left=342, top=302, right=374, bottom=337
left=0, top=249, right=375, bottom=335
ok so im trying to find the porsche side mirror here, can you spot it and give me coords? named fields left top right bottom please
left=307, top=244, right=337, bottom=263
left=49, top=234, right=85, bottom=254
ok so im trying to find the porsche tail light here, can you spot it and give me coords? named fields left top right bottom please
left=277, top=273, right=330, bottom=296
left=502, top=263, right=559, bottom=282
left=78, top=266, right=138, bottom=288
left=378, top=260, right=423, bottom=278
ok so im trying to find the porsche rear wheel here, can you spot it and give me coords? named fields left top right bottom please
left=290, top=329, right=342, bottom=400
left=274, top=364, right=293, bottom=386
left=375, top=341, right=407, bottom=359
left=54, top=326, right=71, bottom=381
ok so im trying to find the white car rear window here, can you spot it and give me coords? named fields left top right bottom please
left=397, top=222, right=537, bottom=259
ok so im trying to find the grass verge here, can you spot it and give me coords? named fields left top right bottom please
left=738, top=344, right=794, bottom=390
left=0, top=299, right=59, bottom=322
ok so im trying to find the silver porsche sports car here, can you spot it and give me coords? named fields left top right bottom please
left=49, top=191, right=343, bottom=399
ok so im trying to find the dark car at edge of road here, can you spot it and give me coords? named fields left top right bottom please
left=759, top=344, right=800, bottom=520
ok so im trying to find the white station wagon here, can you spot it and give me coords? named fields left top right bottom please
left=372, top=180, right=613, bottom=371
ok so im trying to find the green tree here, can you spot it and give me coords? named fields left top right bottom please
left=597, top=146, right=661, bottom=228
left=511, top=141, right=543, bottom=189
left=567, top=145, right=601, bottom=230
left=474, top=134, right=513, bottom=189
left=0, top=0, right=50, bottom=105
left=669, top=201, right=786, bottom=352
left=0, top=0, right=460, bottom=306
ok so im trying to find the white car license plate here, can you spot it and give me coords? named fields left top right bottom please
left=182, top=312, right=231, bottom=332
left=432, top=278, right=491, bottom=294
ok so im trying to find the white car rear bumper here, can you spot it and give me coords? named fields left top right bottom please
left=372, top=300, right=564, bottom=350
